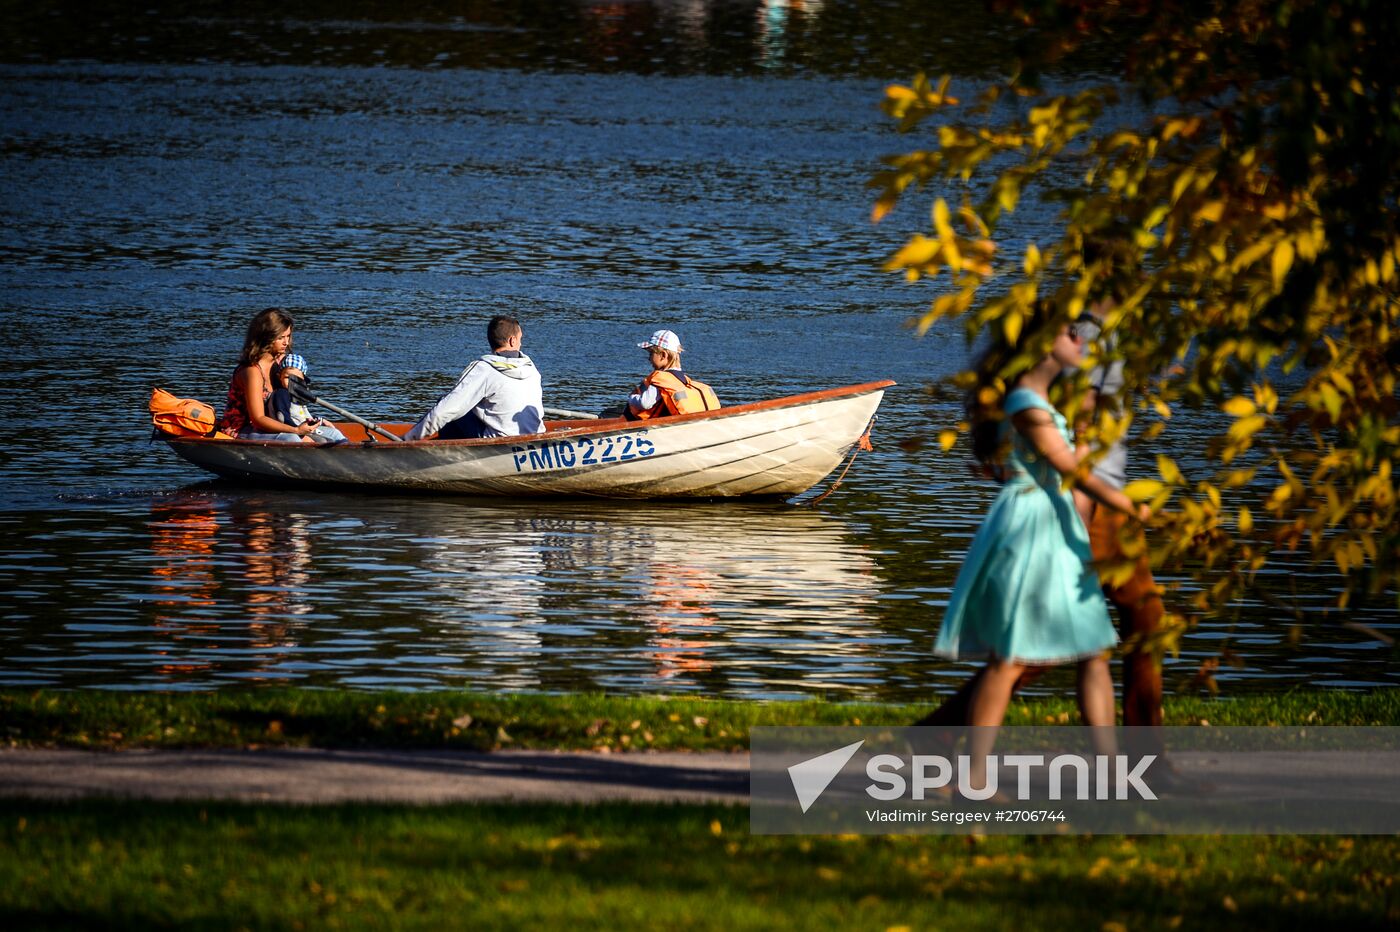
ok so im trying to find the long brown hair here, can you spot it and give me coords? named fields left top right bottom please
left=238, top=308, right=295, bottom=367
left=967, top=300, right=1063, bottom=466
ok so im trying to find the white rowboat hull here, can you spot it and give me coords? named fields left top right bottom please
left=161, top=381, right=893, bottom=499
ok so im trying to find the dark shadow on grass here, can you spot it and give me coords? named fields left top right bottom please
left=0, top=748, right=749, bottom=801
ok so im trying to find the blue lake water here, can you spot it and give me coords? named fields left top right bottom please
left=1, top=1, right=1392, bottom=698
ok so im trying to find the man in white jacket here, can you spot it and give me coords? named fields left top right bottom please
left=404, top=316, right=544, bottom=441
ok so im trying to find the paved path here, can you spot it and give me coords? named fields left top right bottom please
left=0, top=749, right=749, bottom=804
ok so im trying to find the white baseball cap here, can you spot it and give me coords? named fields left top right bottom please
left=638, top=329, right=683, bottom=353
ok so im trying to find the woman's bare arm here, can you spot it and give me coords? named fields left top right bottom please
left=240, top=367, right=313, bottom=437
left=1012, top=408, right=1148, bottom=520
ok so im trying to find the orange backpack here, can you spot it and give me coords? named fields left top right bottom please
left=149, top=388, right=233, bottom=440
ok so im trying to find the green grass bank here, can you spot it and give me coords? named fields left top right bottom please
left=2, top=800, right=1396, bottom=930
left=3, top=688, right=1396, bottom=752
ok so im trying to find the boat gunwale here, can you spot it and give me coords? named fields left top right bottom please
left=160, top=379, right=896, bottom=451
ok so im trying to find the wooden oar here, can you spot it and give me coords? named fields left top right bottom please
left=286, top=377, right=403, bottom=442
left=544, top=406, right=599, bottom=420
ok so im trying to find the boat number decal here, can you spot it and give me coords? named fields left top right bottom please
left=511, top=433, right=655, bottom=473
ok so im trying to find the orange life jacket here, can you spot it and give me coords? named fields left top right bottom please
left=633, top=369, right=721, bottom=420
left=149, top=388, right=233, bottom=439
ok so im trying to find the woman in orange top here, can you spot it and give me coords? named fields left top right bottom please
left=626, top=329, right=720, bottom=420
left=218, top=308, right=319, bottom=442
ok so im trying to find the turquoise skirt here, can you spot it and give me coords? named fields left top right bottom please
left=933, top=477, right=1117, bottom=664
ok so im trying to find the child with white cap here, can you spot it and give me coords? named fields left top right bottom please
left=626, top=329, right=720, bottom=420
left=270, top=353, right=349, bottom=443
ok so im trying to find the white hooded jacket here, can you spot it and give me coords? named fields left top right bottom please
left=404, top=352, right=544, bottom=440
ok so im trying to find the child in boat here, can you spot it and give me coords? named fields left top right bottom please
left=270, top=354, right=348, bottom=443
left=625, top=329, right=720, bottom=419
left=218, top=308, right=317, bottom=442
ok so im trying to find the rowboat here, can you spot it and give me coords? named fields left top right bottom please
left=157, top=380, right=894, bottom=498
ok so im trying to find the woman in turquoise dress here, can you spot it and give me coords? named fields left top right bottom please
left=934, top=312, right=1152, bottom=742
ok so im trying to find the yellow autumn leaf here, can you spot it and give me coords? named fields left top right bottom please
left=1149, top=487, right=1174, bottom=514
left=942, top=235, right=963, bottom=271
left=1124, top=479, right=1165, bottom=502
left=1226, top=414, right=1267, bottom=442
left=1202, top=482, right=1221, bottom=509
left=1237, top=506, right=1253, bottom=534
left=1194, top=200, right=1224, bottom=223
left=938, top=430, right=958, bottom=451
left=1222, top=468, right=1257, bottom=487
left=958, top=204, right=990, bottom=236
left=996, top=180, right=1020, bottom=212
left=886, top=235, right=941, bottom=270
left=1003, top=312, right=1023, bottom=345
left=933, top=198, right=954, bottom=240
left=1318, top=383, right=1343, bottom=422
left=1101, top=558, right=1138, bottom=588
left=1221, top=396, right=1257, bottom=417
left=1271, top=239, right=1294, bottom=291
left=1231, top=238, right=1272, bottom=272
left=1024, top=242, right=1042, bottom=275
left=932, top=74, right=959, bottom=107
left=1157, top=454, right=1184, bottom=485
left=1253, top=382, right=1279, bottom=413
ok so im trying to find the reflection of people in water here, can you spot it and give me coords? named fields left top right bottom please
left=640, top=562, right=719, bottom=682
left=149, top=498, right=220, bottom=610
left=227, top=502, right=314, bottom=627
left=145, top=494, right=316, bottom=686
left=148, top=496, right=223, bottom=680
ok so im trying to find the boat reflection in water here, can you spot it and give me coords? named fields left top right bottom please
left=146, top=494, right=319, bottom=686
left=407, top=499, right=888, bottom=695
left=136, top=490, right=889, bottom=696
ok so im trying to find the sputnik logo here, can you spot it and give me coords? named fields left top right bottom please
left=787, top=740, right=864, bottom=812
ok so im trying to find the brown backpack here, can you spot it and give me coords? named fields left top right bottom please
left=149, top=388, right=232, bottom=439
